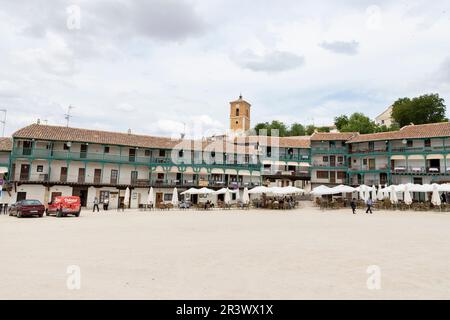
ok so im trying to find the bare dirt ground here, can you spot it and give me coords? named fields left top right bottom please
left=1, top=204, right=450, bottom=300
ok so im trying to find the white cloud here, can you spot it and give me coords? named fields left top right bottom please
left=319, top=40, right=359, bottom=55
left=232, top=50, right=305, bottom=73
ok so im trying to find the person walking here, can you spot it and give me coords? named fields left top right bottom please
left=3, top=203, right=8, bottom=215
left=93, top=197, right=100, bottom=212
left=103, top=197, right=109, bottom=211
left=366, top=198, right=373, bottom=214
left=350, top=198, right=357, bottom=214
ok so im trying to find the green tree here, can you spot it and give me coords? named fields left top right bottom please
left=269, top=120, right=289, bottom=137
left=289, top=123, right=306, bottom=136
left=334, top=115, right=349, bottom=131
left=254, top=122, right=270, bottom=135
left=317, top=126, right=330, bottom=132
left=391, top=93, right=447, bottom=127
left=340, top=113, right=376, bottom=134
left=306, top=125, right=316, bottom=135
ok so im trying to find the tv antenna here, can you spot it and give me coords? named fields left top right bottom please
left=64, top=105, right=75, bottom=127
left=0, top=109, right=7, bottom=137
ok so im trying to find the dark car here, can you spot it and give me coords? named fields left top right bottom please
left=9, top=199, right=45, bottom=218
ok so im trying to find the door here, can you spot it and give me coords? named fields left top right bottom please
left=20, top=164, right=30, bottom=181
left=330, top=156, right=336, bottom=167
left=22, top=141, right=32, bottom=156
left=78, top=168, right=85, bottom=183
left=429, top=159, right=440, bottom=172
left=156, top=192, right=163, bottom=206
left=60, top=167, right=68, bottom=182
left=369, top=159, right=376, bottom=170
left=80, top=144, right=88, bottom=159
left=129, top=149, right=136, bottom=162
left=94, top=169, right=102, bottom=184
left=50, top=192, right=62, bottom=204
left=73, top=187, right=88, bottom=207
left=330, top=171, right=336, bottom=184
left=110, top=169, right=118, bottom=185
left=380, top=173, right=388, bottom=185
left=131, top=171, right=138, bottom=185
left=16, top=192, right=27, bottom=202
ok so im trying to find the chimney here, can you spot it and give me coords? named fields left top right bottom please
left=127, top=129, right=132, bottom=135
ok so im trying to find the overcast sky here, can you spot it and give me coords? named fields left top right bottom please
left=1, top=0, right=450, bottom=138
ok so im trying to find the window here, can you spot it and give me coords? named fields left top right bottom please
left=157, top=173, right=164, bottom=180
left=337, top=172, right=346, bottom=179
left=36, top=165, right=43, bottom=173
left=110, top=169, right=118, bottom=184
left=323, top=156, right=329, bottom=162
left=369, top=142, right=374, bottom=151
left=63, top=143, right=70, bottom=150
left=337, top=156, right=344, bottom=163
left=236, top=108, right=240, bottom=117
left=159, top=149, right=165, bottom=157
left=407, top=140, right=413, bottom=148
left=316, top=171, right=329, bottom=179
left=424, top=139, right=431, bottom=148
left=145, top=150, right=151, bottom=157
left=164, top=194, right=173, bottom=201
left=179, top=150, right=184, bottom=157
left=104, top=146, right=110, bottom=153
left=363, top=159, right=368, bottom=165
left=131, top=171, right=138, bottom=184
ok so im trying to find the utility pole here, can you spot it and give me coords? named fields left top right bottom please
left=64, top=105, right=74, bottom=127
left=0, top=109, right=7, bottom=137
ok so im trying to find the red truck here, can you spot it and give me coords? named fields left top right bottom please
left=46, top=196, right=81, bottom=217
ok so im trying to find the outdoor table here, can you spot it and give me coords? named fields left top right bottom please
left=411, top=167, right=422, bottom=172
left=394, top=167, right=406, bottom=172
left=429, top=168, right=439, bottom=172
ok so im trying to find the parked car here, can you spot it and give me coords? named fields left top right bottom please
left=46, top=196, right=81, bottom=217
left=9, top=200, right=45, bottom=218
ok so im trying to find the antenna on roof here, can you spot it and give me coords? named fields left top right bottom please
left=64, top=105, right=75, bottom=127
left=0, top=108, right=7, bottom=137
left=180, top=122, right=186, bottom=139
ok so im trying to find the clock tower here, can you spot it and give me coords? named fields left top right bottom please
left=230, top=94, right=251, bottom=133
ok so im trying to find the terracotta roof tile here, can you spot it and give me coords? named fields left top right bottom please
left=0, top=137, right=12, bottom=151
left=310, top=132, right=357, bottom=141
left=348, top=122, right=450, bottom=143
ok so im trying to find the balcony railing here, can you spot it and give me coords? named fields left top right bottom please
left=312, top=162, right=347, bottom=168
left=12, top=148, right=260, bottom=170
left=390, top=146, right=449, bottom=153
left=391, top=166, right=448, bottom=174
left=348, top=165, right=388, bottom=172
left=311, top=148, right=347, bottom=154
left=348, top=148, right=388, bottom=154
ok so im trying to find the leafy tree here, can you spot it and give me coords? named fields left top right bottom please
left=317, top=126, right=330, bottom=132
left=334, top=115, right=349, bottom=131
left=306, top=125, right=316, bottom=135
left=269, top=120, right=288, bottom=137
left=391, top=93, right=447, bottom=127
left=289, top=123, right=306, bottom=136
left=254, top=122, right=271, bottom=135
left=339, top=113, right=376, bottom=134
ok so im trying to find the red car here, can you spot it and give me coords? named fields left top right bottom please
left=9, top=199, right=45, bottom=218
left=46, top=196, right=81, bottom=217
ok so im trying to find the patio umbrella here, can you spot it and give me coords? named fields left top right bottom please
left=404, top=185, right=413, bottom=205
left=242, top=187, right=250, bottom=204
left=171, top=187, right=179, bottom=207
left=147, top=187, right=154, bottom=205
left=331, top=185, right=356, bottom=194
left=389, top=185, right=398, bottom=204
left=235, top=189, right=241, bottom=202
left=224, top=189, right=232, bottom=205
left=282, top=186, right=306, bottom=194
left=431, top=184, right=441, bottom=206
left=248, top=186, right=270, bottom=194
left=181, top=187, right=199, bottom=195
left=124, top=187, right=130, bottom=208
left=371, top=185, right=377, bottom=201
left=377, top=185, right=384, bottom=201
left=197, top=187, right=215, bottom=195
left=310, top=185, right=333, bottom=196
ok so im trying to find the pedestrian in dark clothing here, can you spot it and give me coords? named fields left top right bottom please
left=93, top=197, right=100, bottom=212
left=441, top=193, right=447, bottom=204
left=350, top=199, right=357, bottom=214
left=3, top=203, right=8, bottom=215
left=0, top=204, right=3, bottom=215
left=366, top=198, right=373, bottom=214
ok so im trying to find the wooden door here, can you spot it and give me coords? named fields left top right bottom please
left=330, top=156, right=336, bottom=167
left=60, top=167, right=68, bottom=182
left=94, top=169, right=102, bottom=184
left=129, top=148, right=136, bottom=162
left=156, top=193, right=163, bottom=206
left=369, top=159, right=376, bottom=170
left=78, top=168, right=85, bottom=183
left=20, top=164, right=30, bottom=180
left=80, top=144, right=88, bottom=159
left=330, top=171, right=336, bottom=184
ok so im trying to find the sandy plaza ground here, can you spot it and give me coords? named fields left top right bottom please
left=1, top=203, right=450, bottom=300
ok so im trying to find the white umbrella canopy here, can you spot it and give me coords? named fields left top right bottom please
left=438, top=183, right=450, bottom=192
left=371, top=185, right=377, bottom=200
left=181, top=188, right=199, bottom=195
left=147, top=187, right=154, bottom=205
left=124, top=187, right=130, bottom=208
left=331, top=185, right=356, bottom=194
left=431, top=184, right=441, bottom=206
left=404, top=185, right=413, bottom=205
left=197, top=187, right=215, bottom=195
left=242, top=187, right=250, bottom=204
left=248, top=186, right=270, bottom=194
left=377, top=185, right=384, bottom=201
left=282, top=186, right=305, bottom=194
left=224, top=189, right=232, bottom=205
left=310, top=185, right=333, bottom=196
left=390, top=185, right=398, bottom=204
left=171, top=187, right=179, bottom=206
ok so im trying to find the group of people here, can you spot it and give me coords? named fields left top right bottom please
left=0, top=203, right=9, bottom=215
left=92, top=197, right=110, bottom=212
left=350, top=198, right=374, bottom=214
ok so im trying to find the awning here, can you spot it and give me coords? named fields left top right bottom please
left=238, top=170, right=251, bottom=176
left=391, top=155, right=406, bottom=160
left=0, top=167, right=7, bottom=174
left=426, top=154, right=444, bottom=160
left=225, top=169, right=237, bottom=175
left=407, top=155, right=425, bottom=160
left=211, top=168, right=225, bottom=174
